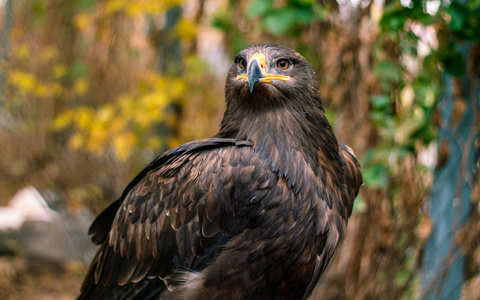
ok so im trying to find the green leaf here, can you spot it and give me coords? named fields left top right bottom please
left=362, top=149, right=375, bottom=165
left=395, top=117, right=424, bottom=146
left=394, top=269, right=411, bottom=286
left=437, top=47, right=466, bottom=77
left=374, top=60, right=403, bottom=84
left=380, top=3, right=432, bottom=32
left=71, top=60, right=89, bottom=79
left=362, top=164, right=388, bottom=188
left=295, top=0, right=314, bottom=5
left=312, top=3, right=326, bottom=21
left=412, top=77, right=432, bottom=104
left=352, top=194, right=366, bottom=213
left=232, top=38, right=250, bottom=55
left=211, top=12, right=233, bottom=31
left=292, top=7, right=314, bottom=25
left=371, top=95, right=391, bottom=111
left=80, top=0, right=95, bottom=10
left=379, top=7, right=409, bottom=32
left=31, top=0, right=47, bottom=24
left=246, top=0, right=273, bottom=18
left=262, top=9, right=297, bottom=35
left=446, top=1, right=469, bottom=32
left=324, top=108, right=336, bottom=127
left=467, top=0, right=480, bottom=9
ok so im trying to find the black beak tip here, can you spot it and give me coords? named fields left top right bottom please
left=249, top=81, right=255, bottom=94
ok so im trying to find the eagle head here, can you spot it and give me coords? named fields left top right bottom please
left=224, top=44, right=321, bottom=110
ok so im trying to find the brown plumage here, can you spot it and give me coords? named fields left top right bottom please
left=79, top=44, right=362, bottom=300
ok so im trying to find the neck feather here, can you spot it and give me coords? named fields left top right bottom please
left=217, top=100, right=340, bottom=187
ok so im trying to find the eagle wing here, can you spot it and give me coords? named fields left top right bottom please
left=79, top=137, right=277, bottom=299
left=299, top=143, right=362, bottom=298
left=79, top=138, right=362, bottom=300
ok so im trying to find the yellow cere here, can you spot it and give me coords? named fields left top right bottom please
left=249, top=53, right=267, bottom=71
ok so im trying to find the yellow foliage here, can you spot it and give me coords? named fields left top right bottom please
left=126, top=2, right=153, bottom=15
left=144, top=92, right=169, bottom=110
left=105, top=0, right=124, bottom=13
left=35, top=85, right=49, bottom=98
left=119, top=96, right=135, bottom=112
left=74, top=79, right=89, bottom=96
left=74, top=13, right=91, bottom=30
left=57, top=74, right=188, bottom=161
left=147, top=137, right=162, bottom=149
left=105, top=0, right=184, bottom=16
left=113, top=133, right=137, bottom=161
left=87, top=123, right=109, bottom=153
left=176, top=19, right=197, bottom=41
left=9, top=68, right=64, bottom=99
left=76, top=107, right=95, bottom=130
left=53, top=110, right=75, bottom=130
left=96, top=105, right=114, bottom=123
left=110, top=118, right=124, bottom=133
left=69, top=133, right=84, bottom=150
left=53, top=64, right=68, bottom=79
left=168, top=136, right=182, bottom=149
left=9, top=70, right=36, bottom=92
left=37, top=82, right=63, bottom=98
left=17, top=45, right=30, bottom=60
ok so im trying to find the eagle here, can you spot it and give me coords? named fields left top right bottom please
left=79, top=44, right=362, bottom=300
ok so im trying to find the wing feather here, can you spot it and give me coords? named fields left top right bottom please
left=80, top=138, right=275, bottom=298
left=301, top=144, right=362, bottom=298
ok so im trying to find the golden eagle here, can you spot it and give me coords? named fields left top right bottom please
left=79, top=44, right=362, bottom=300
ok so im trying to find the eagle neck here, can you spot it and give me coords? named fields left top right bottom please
left=231, top=105, right=341, bottom=184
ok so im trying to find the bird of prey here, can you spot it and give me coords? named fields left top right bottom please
left=79, top=44, right=362, bottom=300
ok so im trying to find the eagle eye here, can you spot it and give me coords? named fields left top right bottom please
left=276, top=59, right=290, bottom=70
left=238, top=58, right=246, bottom=69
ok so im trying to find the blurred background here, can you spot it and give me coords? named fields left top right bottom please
left=0, top=0, right=478, bottom=299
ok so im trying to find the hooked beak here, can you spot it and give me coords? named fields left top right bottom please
left=247, top=58, right=263, bottom=93
left=236, top=53, right=290, bottom=94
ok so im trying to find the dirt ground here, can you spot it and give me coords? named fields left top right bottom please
left=1, top=255, right=479, bottom=300
left=0, top=256, right=84, bottom=300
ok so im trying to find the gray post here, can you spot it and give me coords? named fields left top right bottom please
left=422, top=44, right=479, bottom=300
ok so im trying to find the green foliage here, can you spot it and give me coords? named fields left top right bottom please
left=380, top=7, right=411, bottom=32
left=364, top=0, right=479, bottom=191
left=31, top=0, right=47, bottom=25
left=262, top=9, right=298, bottom=35
left=380, top=2, right=434, bottom=33
left=380, top=0, right=480, bottom=77
left=370, top=95, right=392, bottom=129
left=374, top=61, right=403, bottom=92
left=362, top=162, right=389, bottom=188
left=211, top=9, right=249, bottom=54
left=436, top=43, right=467, bottom=76
left=245, top=0, right=321, bottom=35
left=79, top=0, right=95, bottom=10
left=70, top=60, right=89, bottom=79
left=246, top=0, right=273, bottom=17
left=446, top=1, right=480, bottom=41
